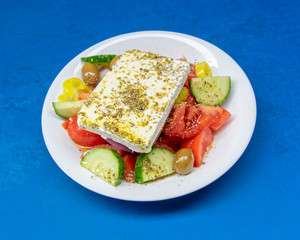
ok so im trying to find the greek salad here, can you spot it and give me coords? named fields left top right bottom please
left=52, top=52, right=231, bottom=186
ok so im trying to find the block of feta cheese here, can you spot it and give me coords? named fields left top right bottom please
left=77, top=49, right=190, bottom=153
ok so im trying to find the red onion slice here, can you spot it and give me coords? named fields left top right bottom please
left=105, top=138, right=132, bottom=152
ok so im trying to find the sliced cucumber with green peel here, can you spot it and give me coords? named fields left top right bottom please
left=81, top=147, right=125, bottom=186
left=189, top=76, right=231, bottom=106
left=52, top=100, right=85, bottom=119
left=135, top=148, right=175, bottom=184
left=81, top=55, right=116, bottom=67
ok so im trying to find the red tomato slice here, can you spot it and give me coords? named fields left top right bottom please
left=62, top=118, right=71, bottom=130
left=157, top=135, right=182, bottom=148
left=66, top=115, right=106, bottom=147
left=123, top=154, right=137, bottom=183
left=181, top=127, right=214, bottom=167
left=186, top=88, right=196, bottom=106
left=163, top=103, right=213, bottom=138
left=190, top=64, right=196, bottom=74
left=196, top=105, right=231, bottom=131
left=185, top=105, right=199, bottom=121
left=78, top=92, right=90, bottom=100
left=184, top=73, right=197, bottom=88
left=182, top=114, right=212, bottom=138
left=164, top=102, right=187, bottom=137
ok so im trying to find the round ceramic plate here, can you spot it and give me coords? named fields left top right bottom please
left=42, top=31, right=256, bottom=201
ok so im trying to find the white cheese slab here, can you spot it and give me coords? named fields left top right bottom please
left=78, top=50, right=190, bottom=153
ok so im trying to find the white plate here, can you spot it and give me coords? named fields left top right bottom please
left=42, top=31, right=256, bottom=201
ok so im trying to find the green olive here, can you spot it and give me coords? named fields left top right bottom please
left=174, top=148, right=194, bottom=175
left=82, top=63, right=100, bottom=88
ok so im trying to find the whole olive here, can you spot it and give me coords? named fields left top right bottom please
left=174, top=148, right=194, bottom=175
left=109, top=55, right=121, bottom=70
left=82, top=62, right=100, bottom=88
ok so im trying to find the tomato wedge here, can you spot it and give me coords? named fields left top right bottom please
left=184, top=73, right=198, bottom=88
left=64, top=115, right=106, bottom=147
left=62, top=118, right=71, bottom=130
left=123, top=154, right=137, bottom=183
left=157, top=134, right=182, bottom=147
left=196, top=105, right=231, bottom=131
left=163, top=102, right=213, bottom=138
left=181, top=127, right=214, bottom=167
left=78, top=92, right=91, bottom=100
left=186, top=89, right=196, bottom=106
left=182, top=114, right=212, bottom=138
left=164, top=102, right=186, bottom=137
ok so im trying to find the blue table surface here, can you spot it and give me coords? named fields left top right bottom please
left=1, top=0, right=299, bottom=239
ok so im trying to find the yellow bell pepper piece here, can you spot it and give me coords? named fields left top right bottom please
left=175, top=87, right=189, bottom=105
left=58, top=77, right=92, bottom=102
left=195, top=61, right=212, bottom=77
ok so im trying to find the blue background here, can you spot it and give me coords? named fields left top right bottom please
left=1, top=0, right=299, bottom=239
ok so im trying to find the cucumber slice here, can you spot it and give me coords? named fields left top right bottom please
left=135, top=147, right=175, bottom=183
left=81, top=147, right=125, bottom=186
left=52, top=100, right=85, bottom=119
left=81, top=55, right=116, bottom=68
left=189, top=76, right=231, bottom=106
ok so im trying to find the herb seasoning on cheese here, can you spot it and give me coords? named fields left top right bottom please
left=78, top=50, right=190, bottom=153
